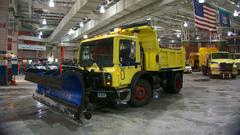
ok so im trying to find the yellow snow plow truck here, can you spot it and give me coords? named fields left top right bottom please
left=25, top=22, right=185, bottom=120
left=199, top=47, right=237, bottom=79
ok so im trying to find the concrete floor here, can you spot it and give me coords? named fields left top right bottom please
left=0, top=73, right=240, bottom=135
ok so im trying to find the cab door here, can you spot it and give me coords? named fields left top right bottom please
left=118, top=39, right=141, bottom=86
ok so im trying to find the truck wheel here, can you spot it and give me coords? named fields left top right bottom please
left=165, top=72, right=183, bottom=94
left=130, top=79, right=152, bottom=107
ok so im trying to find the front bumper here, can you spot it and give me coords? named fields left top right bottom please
left=210, top=69, right=237, bottom=78
left=89, top=88, right=131, bottom=104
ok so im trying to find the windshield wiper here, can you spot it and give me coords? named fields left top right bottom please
left=93, top=60, right=103, bottom=71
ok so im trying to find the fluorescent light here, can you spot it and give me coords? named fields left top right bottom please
left=99, top=5, right=105, bottom=13
left=198, top=0, right=204, bottom=3
left=175, top=30, right=181, bottom=32
left=233, top=10, right=238, bottom=17
left=68, top=29, right=75, bottom=35
left=38, top=35, right=41, bottom=39
left=171, top=40, right=175, bottom=43
left=42, top=18, right=47, bottom=25
left=147, top=18, right=152, bottom=21
left=228, top=31, right=232, bottom=36
left=177, top=34, right=181, bottom=38
left=196, top=37, right=200, bottom=40
left=79, top=22, right=84, bottom=27
left=49, top=0, right=55, bottom=7
left=83, top=35, right=88, bottom=39
left=39, top=31, right=43, bottom=36
left=184, top=22, right=188, bottom=27
left=48, top=56, right=54, bottom=62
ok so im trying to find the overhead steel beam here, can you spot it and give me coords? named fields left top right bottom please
left=66, top=0, right=185, bottom=41
left=18, top=35, right=48, bottom=42
left=48, top=0, right=99, bottom=42
left=28, top=0, right=32, bottom=18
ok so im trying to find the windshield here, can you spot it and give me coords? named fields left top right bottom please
left=212, top=53, right=232, bottom=59
left=234, top=54, right=240, bottom=59
left=79, top=38, right=113, bottom=67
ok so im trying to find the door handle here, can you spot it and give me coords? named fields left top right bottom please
left=120, top=69, right=125, bottom=80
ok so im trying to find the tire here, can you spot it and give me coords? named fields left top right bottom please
left=130, top=79, right=152, bottom=107
left=164, top=72, right=183, bottom=94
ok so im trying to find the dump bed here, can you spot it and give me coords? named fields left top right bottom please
left=119, top=25, right=185, bottom=72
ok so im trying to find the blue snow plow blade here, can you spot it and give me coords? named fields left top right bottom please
left=25, top=69, right=85, bottom=108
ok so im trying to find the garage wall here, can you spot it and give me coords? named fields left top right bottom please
left=18, top=50, right=48, bottom=59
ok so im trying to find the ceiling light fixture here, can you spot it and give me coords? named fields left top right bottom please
left=68, top=29, right=75, bottom=35
left=233, top=10, right=238, bottom=17
left=198, top=0, right=205, bottom=3
left=184, top=22, right=188, bottom=27
left=177, top=34, right=181, bottom=38
left=99, top=5, right=105, bottom=13
left=227, top=31, right=232, bottom=36
left=79, top=22, right=84, bottom=27
left=196, top=37, right=200, bottom=40
left=38, top=35, right=41, bottom=39
left=42, top=18, right=47, bottom=25
left=147, top=18, right=152, bottom=21
left=49, top=0, right=55, bottom=7
left=39, top=31, right=43, bottom=36
left=83, top=35, right=88, bottom=39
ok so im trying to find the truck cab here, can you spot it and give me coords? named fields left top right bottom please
left=208, top=52, right=237, bottom=78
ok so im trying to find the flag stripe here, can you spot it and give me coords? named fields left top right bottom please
left=195, top=19, right=216, bottom=28
left=195, top=25, right=217, bottom=32
left=195, top=16, right=216, bottom=24
left=203, top=5, right=215, bottom=12
left=203, top=9, right=216, bottom=16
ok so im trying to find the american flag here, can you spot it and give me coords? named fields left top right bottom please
left=193, top=0, right=217, bottom=32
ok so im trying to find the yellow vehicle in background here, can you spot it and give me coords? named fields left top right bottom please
left=233, top=53, right=240, bottom=74
left=189, top=52, right=199, bottom=70
left=199, top=47, right=237, bottom=78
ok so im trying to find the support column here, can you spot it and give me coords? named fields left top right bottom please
left=0, top=0, right=10, bottom=85
left=59, top=46, right=65, bottom=74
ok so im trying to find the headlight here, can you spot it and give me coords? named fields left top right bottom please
left=105, top=73, right=112, bottom=86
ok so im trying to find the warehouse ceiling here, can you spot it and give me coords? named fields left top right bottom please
left=14, top=0, right=76, bottom=37
left=11, top=0, right=240, bottom=44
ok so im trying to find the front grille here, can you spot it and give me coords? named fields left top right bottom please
left=219, top=63, right=233, bottom=72
left=85, top=72, right=104, bottom=89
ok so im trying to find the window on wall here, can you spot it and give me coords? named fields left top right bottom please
left=119, top=39, right=136, bottom=66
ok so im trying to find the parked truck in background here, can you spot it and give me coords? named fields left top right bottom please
left=25, top=22, right=185, bottom=120
left=199, top=47, right=237, bottom=78
left=189, top=52, right=199, bottom=71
